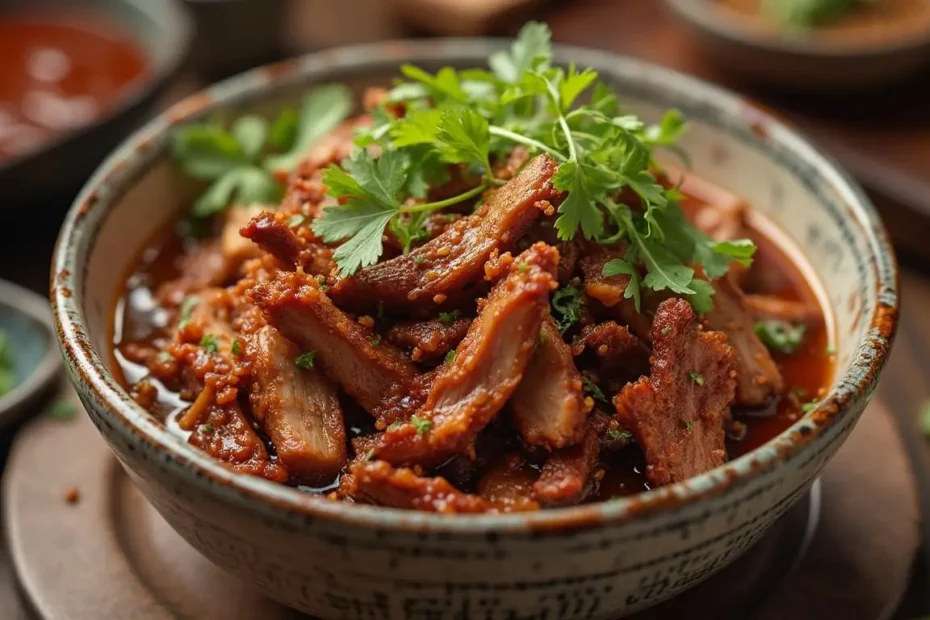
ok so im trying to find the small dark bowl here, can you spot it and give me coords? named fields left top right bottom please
left=0, top=0, right=193, bottom=213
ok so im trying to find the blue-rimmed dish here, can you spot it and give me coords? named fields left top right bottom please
left=50, top=40, right=898, bottom=618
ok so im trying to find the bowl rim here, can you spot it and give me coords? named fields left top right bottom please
left=51, top=38, right=899, bottom=534
left=0, top=0, right=194, bottom=176
left=666, top=0, right=930, bottom=57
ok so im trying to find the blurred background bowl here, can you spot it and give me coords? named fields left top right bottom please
left=666, top=0, right=930, bottom=90
left=0, top=0, right=193, bottom=213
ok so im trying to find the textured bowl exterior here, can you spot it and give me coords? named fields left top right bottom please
left=52, top=40, right=898, bottom=619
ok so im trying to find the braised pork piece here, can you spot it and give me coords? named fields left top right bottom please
left=113, top=24, right=832, bottom=513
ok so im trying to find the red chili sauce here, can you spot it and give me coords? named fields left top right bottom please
left=0, top=17, right=148, bottom=164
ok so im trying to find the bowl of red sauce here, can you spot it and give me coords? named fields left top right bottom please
left=0, top=0, right=192, bottom=210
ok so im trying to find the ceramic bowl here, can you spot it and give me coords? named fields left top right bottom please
left=666, top=0, right=930, bottom=89
left=0, top=279, right=61, bottom=426
left=51, top=40, right=898, bottom=619
left=0, top=0, right=193, bottom=212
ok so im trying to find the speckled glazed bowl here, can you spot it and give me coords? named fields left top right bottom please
left=51, top=40, right=898, bottom=619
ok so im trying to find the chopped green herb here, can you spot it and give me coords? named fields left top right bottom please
left=199, top=334, right=219, bottom=354
left=802, top=399, right=820, bottom=413
left=288, top=214, right=306, bottom=228
left=438, top=310, right=461, bottom=324
left=688, top=372, right=704, bottom=387
left=414, top=254, right=427, bottom=265
left=365, top=448, right=376, bottom=461
left=410, top=416, right=432, bottom=435
left=791, top=386, right=809, bottom=399
left=311, top=21, right=755, bottom=300
left=156, top=351, right=174, bottom=364
left=445, top=349, right=456, bottom=363
left=920, top=401, right=930, bottom=438
left=295, top=351, right=316, bottom=369
left=47, top=401, right=76, bottom=420
left=660, top=326, right=671, bottom=336
left=202, top=423, right=214, bottom=433
left=607, top=428, right=633, bottom=441
left=178, top=295, right=199, bottom=329
left=231, top=339, right=242, bottom=355
left=683, top=420, right=695, bottom=433
left=582, top=376, right=608, bottom=403
left=551, top=286, right=584, bottom=333
left=754, top=320, right=806, bottom=355
left=370, top=335, right=382, bottom=347
left=826, top=344, right=837, bottom=356
left=388, top=420, right=404, bottom=431
left=516, top=262, right=529, bottom=272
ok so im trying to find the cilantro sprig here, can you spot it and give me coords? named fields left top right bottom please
left=762, top=0, right=871, bottom=28
left=313, top=22, right=755, bottom=314
left=171, top=85, right=353, bottom=218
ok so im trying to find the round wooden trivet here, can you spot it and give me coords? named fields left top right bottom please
left=1, top=381, right=919, bottom=620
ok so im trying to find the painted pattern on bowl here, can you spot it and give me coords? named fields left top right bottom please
left=51, top=40, right=897, bottom=619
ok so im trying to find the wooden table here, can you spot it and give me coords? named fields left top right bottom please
left=1, top=0, right=929, bottom=614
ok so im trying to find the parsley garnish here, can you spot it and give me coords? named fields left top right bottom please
left=364, top=448, right=376, bottom=461
left=202, top=423, right=214, bottom=433
left=171, top=86, right=352, bottom=217
left=516, top=262, right=529, bottom=272
left=370, top=335, right=382, bottom=347
left=688, top=372, right=705, bottom=387
left=47, top=401, right=76, bottom=420
left=156, top=351, right=174, bottom=364
left=178, top=295, right=199, bottom=329
left=582, top=376, right=608, bottom=403
left=231, top=339, right=242, bottom=355
left=288, top=214, right=306, bottom=228
left=410, top=416, right=432, bottom=435
left=802, top=399, right=820, bottom=413
left=660, top=326, right=671, bottom=336
left=311, top=21, right=755, bottom=298
left=754, top=320, right=806, bottom=355
left=438, top=310, right=460, bottom=325
left=608, top=428, right=633, bottom=441
left=199, top=334, right=219, bottom=354
left=444, top=349, right=456, bottom=363
left=551, top=286, right=584, bottom=333
left=826, top=344, right=837, bottom=356
left=683, top=420, right=695, bottom=433
left=295, top=351, right=316, bottom=369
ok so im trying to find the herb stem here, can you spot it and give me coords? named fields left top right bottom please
left=399, top=183, right=489, bottom=213
left=488, top=126, right=566, bottom=162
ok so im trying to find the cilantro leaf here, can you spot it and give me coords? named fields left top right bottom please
left=267, top=107, right=299, bottom=150
left=684, top=279, right=716, bottom=314
left=231, top=115, right=269, bottom=160
left=552, top=162, right=608, bottom=240
left=315, top=204, right=396, bottom=275
left=171, top=124, right=246, bottom=179
left=391, top=108, right=442, bottom=147
left=558, top=64, right=598, bottom=112
left=436, top=108, right=491, bottom=173
left=582, top=376, right=608, bottom=403
left=295, top=351, right=316, bottom=369
left=551, top=286, right=584, bottom=333
left=265, top=84, right=353, bottom=174
left=191, top=167, right=282, bottom=217
left=644, top=109, right=687, bottom=147
left=711, top=239, right=757, bottom=268
left=489, top=21, right=552, bottom=83
left=755, top=320, right=806, bottom=355
left=602, top=257, right=643, bottom=312
left=400, top=65, right=467, bottom=104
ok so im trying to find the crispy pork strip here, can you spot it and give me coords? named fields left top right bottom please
left=247, top=325, right=346, bottom=481
left=475, top=457, right=540, bottom=512
left=744, top=294, right=822, bottom=331
left=249, top=270, right=418, bottom=419
left=373, top=243, right=558, bottom=466
left=386, top=318, right=471, bottom=364
left=614, top=299, right=736, bottom=487
left=702, top=277, right=784, bottom=406
left=348, top=461, right=490, bottom=513
left=510, top=316, right=589, bottom=450
left=240, top=211, right=304, bottom=268
left=188, top=404, right=289, bottom=483
left=328, top=154, right=561, bottom=312
left=532, top=420, right=601, bottom=507
left=570, top=320, right=650, bottom=382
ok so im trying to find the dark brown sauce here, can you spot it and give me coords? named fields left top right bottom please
left=113, top=186, right=834, bottom=502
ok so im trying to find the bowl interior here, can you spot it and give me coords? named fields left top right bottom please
left=55, top=40, right=897, bottom=525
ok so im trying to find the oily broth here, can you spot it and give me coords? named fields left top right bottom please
left=112, top=184, right=834, bottom=500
